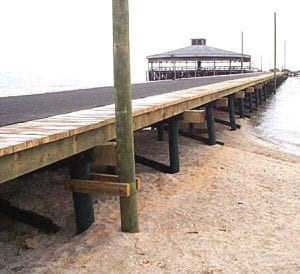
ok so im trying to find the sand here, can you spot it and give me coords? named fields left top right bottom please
left=0, top=118, right=299, bottom=273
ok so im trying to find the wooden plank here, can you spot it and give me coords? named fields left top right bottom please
left=65, top=179, right=130, bottom=197
left=0, top=123, right=116, bottom=184
left=91, top=142, right=117, bottom=167
left=89, top=173, right=141, bottom=191
left=245, top=87, right=255, bottom=93
left=181, top=110, right=206, bottom=123
left=255, top=84, right=263, bottom=89
left=215, top=98, right=228, bottom=108
left=235, top=90, right=245, bottom=98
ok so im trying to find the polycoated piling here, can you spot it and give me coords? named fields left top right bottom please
left=205, top=103, right=216, bottom=145
left=70, top=153, right=94, bottom=234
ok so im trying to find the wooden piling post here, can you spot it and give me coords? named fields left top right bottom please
left=274, top=12, right=277, bottom=94
left=205, top=103, right=216, bottom=145
left=168, top=120, right=179, bottom=173
left=113, top=0, right=139, bottom=233
left=228, top=94, right=237, bottom=130
left=70, top=153, right=94, bottom=234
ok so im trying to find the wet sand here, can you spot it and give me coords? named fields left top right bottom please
left=0, top=117, right=299, bottom=273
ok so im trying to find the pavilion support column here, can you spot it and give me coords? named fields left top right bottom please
left=173, top=61, right=176, bottom=80
left=205, top=102, right=216, bottom=145
left=113, top=0, right=139, bottom=233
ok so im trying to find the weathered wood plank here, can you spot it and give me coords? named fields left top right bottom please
left=89, top=173, right=141, bottom=191
left=235, top=90, right=245, bottom=98
left=181, top=110, right=206, bottom=123
left=245, top=87, right=255, bottom=93
left=65, top=179, right=130, bottom=197
left=91, top=142, right=117, bottom=167
left=215, top=98, right=228, bottom=108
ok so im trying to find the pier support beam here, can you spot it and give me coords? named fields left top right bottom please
left=168, top=120, right=179, bottom=173
left=205, top=102, right=216, bottom=145
left=238, top=97, right=245, bottom=118
left=135, top=119, right=180, bottom=174
left=254, top=89, right=259, bottom=108
left=228, top=94, right=237, bottom=130
left=70, top=153, right=95, bottom=234
left=157, top=123, right=164, bottom=141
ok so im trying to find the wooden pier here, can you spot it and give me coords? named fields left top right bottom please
left=0, top=72, right=287, bottom=233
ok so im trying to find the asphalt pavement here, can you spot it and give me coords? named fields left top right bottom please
left=0, top=73, right=262, bottom=126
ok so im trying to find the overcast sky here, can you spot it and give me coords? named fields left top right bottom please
left=0, top=0, right=298, bottom=86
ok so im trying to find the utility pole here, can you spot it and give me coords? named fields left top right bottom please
left=274, top=12, right=277, bottom=93
left=284, top=40, right=286, bottom=70
left=112, top=0, right=139, bottom=232
left=241, top=31, right=244, bottom=73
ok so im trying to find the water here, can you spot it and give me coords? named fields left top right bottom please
left=0, top=71, right=109, bottom=97
left=251, top=77, right=300, bottom=156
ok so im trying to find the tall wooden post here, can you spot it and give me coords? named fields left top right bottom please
left=241, top=31, right=244, bottom=72
left=113, top=0, right=139, bottom=233
left=274, top=12, right=277, bottom=94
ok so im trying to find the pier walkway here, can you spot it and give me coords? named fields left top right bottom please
left=0, top=72, right=281, bottom=184
left=0, top=73, right=263, bottom=126
left=0, top=72, right=286, bottom=233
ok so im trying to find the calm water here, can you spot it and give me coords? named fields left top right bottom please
left=0, top=71, right=107, bottom=97
left=251, top=77, right=300, bottom=156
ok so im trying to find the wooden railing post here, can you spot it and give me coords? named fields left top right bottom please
left=112, top=0, right=139, bottom=233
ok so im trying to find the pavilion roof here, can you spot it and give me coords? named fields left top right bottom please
left=147, top=44, right=251, bottom=62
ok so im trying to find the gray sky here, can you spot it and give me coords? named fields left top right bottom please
left=0, top=0, right=298, bottom=86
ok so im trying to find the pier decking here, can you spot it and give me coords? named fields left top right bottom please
left=0, top=72, right=283, bottom=185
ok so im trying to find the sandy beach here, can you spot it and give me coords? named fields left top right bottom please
left=0, top=117, right=299, bottom=273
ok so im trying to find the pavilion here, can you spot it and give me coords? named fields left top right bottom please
left=147, top=38, right=251, bottom=81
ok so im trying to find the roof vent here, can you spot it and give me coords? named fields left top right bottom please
left=191, top=38, right=206, bottom=46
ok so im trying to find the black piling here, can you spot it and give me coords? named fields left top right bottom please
left=248, top=93, right=253, bottom=113
left=205, top=102, right=216, bottom=145
left=168, top=120, right=179, bottom=173
left=258, top=89, right=263, bottom=105
left=238, top=98, right=245, bottom=118
left=188, top=123, right=194, bottom=131
left=263, top=85, right=267, bottom=101
left=254, top=90, right=259, bottom=108
left=70, top=153, right=95, bottom=234
left=228, top=94, right=237, bottom=130
left=157, top=123, right=164, bottom=141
